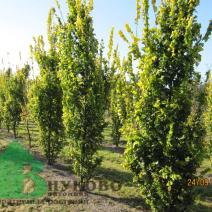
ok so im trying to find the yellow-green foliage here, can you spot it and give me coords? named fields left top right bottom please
left=30, top=8, right=64, bottom=165
left=204, top=72, right=212, bottom=159
left=121, top=0, right=212, bottom=211
left=57, top=0, right=106, bottom=187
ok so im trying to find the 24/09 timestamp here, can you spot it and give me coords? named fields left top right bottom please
left=187, top=178, right=212, bottom=186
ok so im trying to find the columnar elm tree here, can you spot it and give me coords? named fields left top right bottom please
left=57, top=0, right=105, bottom=188
left=30, top=8, right=64, bottom=165
left=119, top=0, right=212, bottom=211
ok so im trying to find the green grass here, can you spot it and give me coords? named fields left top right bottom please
left=0, top=141, right=47, bottom=199
left=95, top=146, right=212, bottom=211
left=102, top=123, right=113, bottom=144
left=96, top=122, right=212, bottom=211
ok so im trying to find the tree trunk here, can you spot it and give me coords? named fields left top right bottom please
left=7, top=125, right=10, bottom=133
left=80, top=176, right=86, bottom=191
left=13, top=122, right=17, bottom=139
left=26, top=120, right=32, bottom=148
left=47, top=130, right=52, bottom=165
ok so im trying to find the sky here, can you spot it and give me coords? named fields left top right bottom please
left=0, top=0, right=211, bottom=78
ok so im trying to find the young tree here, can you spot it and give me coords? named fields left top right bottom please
left=120, top=0, right=212, bottom=211
left=109, top=47, right=127, bottom=147
left=20, top=64, right=32, bottom=148
left=104, top=28, right=129, bottom=147
left=2, top=68, right=12, bottom=133
left=57, top=0, right=105, bottom=188
left=204, top=71, right=212, bottom=163
left=0, top=71, right=6, bottom=129
left=30, top=8, right=64, bottom=165
left=2, top=66, right=29, bottom=138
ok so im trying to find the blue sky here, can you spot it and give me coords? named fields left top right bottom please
left=0, top=0, right=211, bottom=77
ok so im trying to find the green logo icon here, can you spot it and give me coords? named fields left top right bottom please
left=0, top=141, right=47, bottom=199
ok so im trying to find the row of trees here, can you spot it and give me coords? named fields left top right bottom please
left=0, top=0, right=111, bottom=186
left=0, top=65, right=30, bottom=139
left=0, top=0, right=211, bottom=211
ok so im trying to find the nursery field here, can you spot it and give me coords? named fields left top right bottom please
left=0, top=124, right=211, bottom=212
left=0, top=0, right=212, bottom=211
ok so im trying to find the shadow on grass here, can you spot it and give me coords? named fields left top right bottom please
left=195, top=185, right=212, bottom=199
left=0, top=129, right=14, bottom=139
left=100, top=145, right=125, bottom=154
left=91, top=162, right=149, bottom=210
left=193, top=185, right=212, bottom=211
left=88, top=191, right=150, bottom=211
left=88, top=184, right=212, bottom=212
left=191, top=203, right=212, bottom=212
left=95, top=167, right=134, bottom=187
left=51, top=162, right=72, bottom=172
